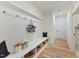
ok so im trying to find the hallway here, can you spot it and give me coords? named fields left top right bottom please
left=38, top=38, right=77, bottom=58
left=0, top=1, right=79, bottom=58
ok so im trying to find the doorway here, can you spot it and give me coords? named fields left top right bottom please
left=55, top=16, right=67, bottom=39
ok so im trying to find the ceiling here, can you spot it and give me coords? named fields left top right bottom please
left=0, top=1, right=76, bottom=17
left=31, top=1, right=74, bottom=15
left=73, top=6, right=79, bottom=15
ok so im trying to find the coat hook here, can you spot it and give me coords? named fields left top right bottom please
left=3, top=11, right=6, bottom=13
left=16, top=15, right=19, bottom=17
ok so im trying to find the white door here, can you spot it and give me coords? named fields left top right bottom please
left=55, top=16, right=67, bottom=39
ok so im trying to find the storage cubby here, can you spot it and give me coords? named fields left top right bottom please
left=24, top=38, right=49, bottom=58
left=46, top=39, right=48, bottom=43
left=43, top=39, right=48, bottom=45
left=24, top=48, right=36, bottom=58
left=37, top=45, right=41, bottom=52
left=37, top=43, right=43, bottom=52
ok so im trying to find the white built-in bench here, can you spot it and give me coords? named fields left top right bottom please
left=6, top=37, right=48, bottom=58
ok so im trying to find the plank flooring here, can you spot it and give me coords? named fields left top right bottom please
left=38, top=38, right=77, bottom=58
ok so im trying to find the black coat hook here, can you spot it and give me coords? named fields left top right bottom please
left=3, top=11, right=6, bottom=13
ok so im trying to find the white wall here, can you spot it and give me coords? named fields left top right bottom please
left=42, top=12, right=53, bottom=42
left=0, top=4, right=43, bottom=52
left=73, top=15, right=79, bottom=27
left=66, top=11, right=75, bottom=50
left=42, top=13, right=67, bottom=44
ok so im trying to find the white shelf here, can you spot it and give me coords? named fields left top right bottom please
left=6, top=37, right=48, bottom=58
left=33, top=42, right=48, bottom=58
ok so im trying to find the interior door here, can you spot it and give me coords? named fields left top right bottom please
left=55, top=16, right=67, bottom=39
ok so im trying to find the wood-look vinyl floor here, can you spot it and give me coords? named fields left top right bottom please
left=38, top=38, right=77, bottom=58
